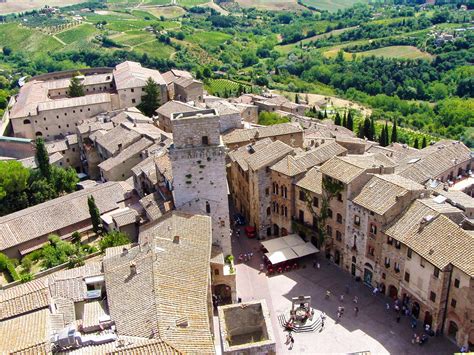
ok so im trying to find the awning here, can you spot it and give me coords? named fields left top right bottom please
left=281, top=234, right=304, bottom=247
left=292, top=243, right=319, bottom=258
left=261, top=238, right=289, bottom=253
left=265, top=248, right=299, bottom=264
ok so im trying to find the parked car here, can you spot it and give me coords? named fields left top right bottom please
left=245, top=226, right=256, bottom=238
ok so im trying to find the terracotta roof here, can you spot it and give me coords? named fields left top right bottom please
left=76, top=120, right=114, bottom=135
left=396, top=140, right=472, bottom=184
left=155, top=151, right=173, bottom=182
left=246, top=140, right=294, bottom=171
left=95, top=124, right=141, bottom=156
left=46, top=139, right=68, bottom=154
left=82, top=300, right=109, bottom=330
left=352, top=174, right=425, bottom=215
left=112, top=208, right=139, bottom=227
left=0, top=278, right=49, bottom=320
left=139, top=192, right=172, bottom=221
left=366, top=142, right=417, bottom=163
left=270, top=155, right=307, bottom=176
left=436, top=190, right=474, bottom=209
left=296, top=167, right=323, bottom=195
left=98, top=137, right=153, bottom=172
left=228, top=138, right=273, bottom=172
left=156, top=100, right=199, bottom=118
left=0, top=308, right=50, bottom=353
left=174, top=76, right=200, bottom=88
left=10, top=80, right=50, bottom=118
left=38, top=93, right=111, bottom=111
left=0, top=182, right=131, bottom=251
left=114, top=61, right=166, bottom=89
left=109, top=340, right=182, bottom=354
left=207, top=100, right=240, bottom=115
left=222, top=123, right=302, bottom=145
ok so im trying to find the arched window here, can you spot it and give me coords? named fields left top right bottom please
left=23, top=119, right=31, bottom=124
left=280, top=185, right=284, bottom=196
left=284, top=206, right=288, bottom=217
left=272, top=182, right=276, bottom=194
left=35, top=131, right=43, bottom=136
left=284, top=186, right=287, bottom=198
left=205, top=201, right=211, bottom=213
left=276, top=203, right=279, bottom=214
left=267, top=207, right=271, bottom=216
left=337, top=213, right=343, bottom=224
left=275, top=184, right=279, bottom=195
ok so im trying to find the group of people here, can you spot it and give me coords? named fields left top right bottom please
left=238, top=252, right=254, bottom=262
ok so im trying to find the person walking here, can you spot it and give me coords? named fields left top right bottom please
left=288, top=333, right=295, bottom=350
left=354, top=306, right=359, bottom=316
left=353, top=296, right=358, bottom=304
left=317, top=262, right=321, bottom=269
left=340, top=294, right=344, bottom=302
left=396, top=313, right=401, bottom=323
left=259, top=263, right=264, bottom=273
left=386, top=303, right=390, bottom=311
left=325, top=290, right=331, bottom=299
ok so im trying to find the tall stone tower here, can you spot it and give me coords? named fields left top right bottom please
left=169, top=109, right=231, bottom=255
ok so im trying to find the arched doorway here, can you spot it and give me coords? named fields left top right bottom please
left=412, top=302, right=420, bottom=319
left=424, top=311, right=433, bottom=327
left=448, top=320, right=458, bottom=342
left=379, top=283, right=386, bottom=295
left=334, top=250, right=340, bottom=265
left=213, top=284, right=232, bottom=305
left=364, top=268, right=373, bottom=285
left=273, top=224, right=279, bottom=236
left=388, top=285, right=398, bottom=299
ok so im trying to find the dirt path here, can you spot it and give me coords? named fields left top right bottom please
left=200, top=1, right=229, bottom=15
left=52, top=35, right=66, bottom=45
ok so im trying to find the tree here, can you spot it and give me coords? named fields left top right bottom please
left=68, top=72, right=85, bottom=98
left=202, top=67, right=212, bottom=78
left=323, top=110, right=327, bottom=118
left=342, top=114, right=347, bottom=128
left=357, top=122, right=364, bottom=139
left=71, top=231, right=81, bottom=244
left=421, top=136, right=427, bottom=148
left=379, top=124, right=387, bottom=147
left=362, top=116, right=371, bottom=140
left=0, top=161, right=30, bottom=200
left=88, top=195, right=102, bottom=235
left=334, top=112, right=341, bottom=126
left=138, top=77, right=160, bottom=117
left=391, top=119, right=398, bottom=143
left=413, top=137, right=419, bottom=149
left=35, top=137, right=51, bottom=180
left=370, top=116, right=375, bottom=141
left=51, top=166, right=79, bottom=193
left=346, top=110, right=354, bottom=131
left=295, top=94, right=299, bottom=104
left=41, top=235, right=76, bottom=269
left=2, top=46, right=12, bottom=56
left=99, top=231, right=130, bottom=252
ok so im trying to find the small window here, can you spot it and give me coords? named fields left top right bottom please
left=132, top=98, right=136, bottom=104
left=267, top=207, right=271, bottom=216
left=58, top=125, right=61, bottom=129
left=336, top=213, right=342, bottom=224
left=205, top=201, right=210, bottom=213
left=80, top=109, right=83, bottom=112
left=336, top=230, right=342, bottom=241
left=384, top=257, right=390, bottom=268
left=395, top=241, right=401, bottom=249
left=433, top=267, right=439, bottom=278
left=354, top=215, right=360, bottom=226
left=73, top=110, right=75, bottom=113
left=407, top=248, right=412, bottom=259
left=64, top=112, right=67, bottom=116
left=131, top=88, right=135, bottom=93
left=23, top=119, right=31, bottom=124
left=429, top=291, right=436, bottom=302
left=313, top=197, right=319, bottom=207
left=299, top=190, right=305, bottom=201
left=370, top=224, right=377, bottom=235
left=404, top=271, right=410, bottom=283
left=214, top=269, right=219, bottom=275
left=202, top=136, right=209, bottom=145
left=326, top=225, right=332, bottom=237
left=44, top=117, right=47, bottom=121
left=88, top=108, right=91, bottom=111
left=337, top=193, right=343, bottom=202
left=72, top=148, right=75, bottom=152
left=394, top=262, right=400, bottom=273
left=454, top=278, right=460, bottom=288
left=173, top=235, right=180, bottom=244
left=265, top=188, right=269, bottom=196
left=451, top=298, right=457, bottom=308
left=327, top=209, right=333, bottom=219
left=420, top=258, right=425, bottom=268
left=387, top=237, right=393, bottom=245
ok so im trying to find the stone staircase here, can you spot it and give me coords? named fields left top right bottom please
left=278, top=313, right=321, bottom=333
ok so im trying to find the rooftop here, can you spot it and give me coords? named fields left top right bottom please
left=222, top=123, right=302, bottom=146
left=246, top=140, right=294, bottom=171
left=98, top=137, right=154, bottom=172
left=113, top=61, right=166, bottom=89
left=296, top=167, right=323, bottom=195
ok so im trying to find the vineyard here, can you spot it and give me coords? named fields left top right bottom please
left=205, top=79, right=251, bottom=97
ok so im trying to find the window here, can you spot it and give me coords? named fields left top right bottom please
left=280, top=185, right=284, bottom=196
left=313, top=197, right=319, bottom=207
left=370, top=224, right=377, bottom=235
left=326, top=225, right=332, bottom=237
left=214, top=269, right=219, bottom=276
left=284, top=206, right=288, bottom=217
left=276, top=204, right=279, bottom=214
left=272, top=183, right=276, bottom=194
left=387, top=237, right=393, bottom=245
left=281, top=205, right=285, bottom=216
left=58, top=125, right=61, bottom=129
left=64, top=112, right=67, bottom=116
left=265, top=188, right=269, bottom=196
left=131, top=88, right=135, bottom=93
left=407, top=248, right=412, bottom=259
left=454, top=278, right=460, bottom=288
left=384, top=257, right=390, bottom=268
left=354, top=215, right=360, bottom=226
left=420, top=258, right=425, bottom=268
left=433, top=267, right=440, bottom=278
left=337, top=193, right=343, bottom=202
left=395, top=241, right=401, bottom=249
left=205, top=201, right=210, bottom=213
left=202, top=136, right=209, bottom=145
left=429, top=291, right=436, bottom=302
left=394, top=262, right=400, bottom=273
left=284, top=186, right=287, bottom=199
left=451, top=299, right=457, bottom=308
left=367, top=246, right=374, bottom=256
left=327, top=209, right=333, bottom=219
left=267, top=207, right=271, bottom=216
left=336, top=213, right=342, bottom=224
left=23, top=119, right=31, bottom=124
left=73, top=110, right=75, bottom=113
left=132, top=98, right=136, bottom=104
left=299, top=190, right=305, bottom=201
left=336, top=231, right=342, bottom=242
left=298, top=210, right=304, bottom=222
left=404, top=271, right=410, bottom=283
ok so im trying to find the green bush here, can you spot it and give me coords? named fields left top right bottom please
left=99, top=231, right=130, bottom=252
left=258, top=111, right=291, bottom=126
left=0, top=252, right=20, bottom=282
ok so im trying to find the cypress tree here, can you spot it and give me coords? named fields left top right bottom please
left=35, top=137, right=51, bottom=180
left=318, top=111, right=324, bottom=119
left=422, top=136, right=427, bottom=148
left=334, top=112, right=341, bottom=126
left=138, top=77, right=160, bottom=117
left=88, top=196, right=102, bottom=235
left=357, top=122, right=364, bottom=139
left=68, top=72, right=85, bottom=98
left=295, top=94, right=299, bottom=104
left=324, top=110, right=327, bottom=118
left=385, top=123, right=390, bottom=146
left=342, top=114, right=347, bottom=128
left=347, top=110, right=354, bottom=131
left=391, top=119, right=398, bottom=143
left=379, top=126, right=386, bottom=147
left=363, top=116, right=371, bottom=140
left=370, top=115, right=375, bottom=141
left=413, top=137, right=419, bottom=149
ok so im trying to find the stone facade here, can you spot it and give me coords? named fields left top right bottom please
left=169, top=109, right=231, bottom=256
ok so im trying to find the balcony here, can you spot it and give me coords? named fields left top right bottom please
left=291, top=217, right=317, bottom=236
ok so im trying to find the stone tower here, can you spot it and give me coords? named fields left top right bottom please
left=169, top=109, right=231, bottom=255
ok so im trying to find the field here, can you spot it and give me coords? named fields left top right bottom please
left=205, top=79, right=250, bottom=96
left=187, top=31, right=232, bottom=47
left=56, top=24, right=99, bottom=45
left=235, top=0, right=306, bottom=11
left=300, top=0, right=368, bottom=12
left=0, top=0, right=87, bottom=14
left=143, top=6, right=187, bottom=18
left=356, top=46, right=434, bottom=60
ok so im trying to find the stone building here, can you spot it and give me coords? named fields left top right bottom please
left=206, top=100, right=243, bottom=133
left=155, top=100, right=200, bottom=133
left=10, top=61, right=169, bottom=140
left=169, top=109, right=231, bottom=255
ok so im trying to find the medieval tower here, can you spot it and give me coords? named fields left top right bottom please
left=169, top=109, right=231, bottom=256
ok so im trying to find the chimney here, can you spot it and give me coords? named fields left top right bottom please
left=173, top=235, right=180, bottom=244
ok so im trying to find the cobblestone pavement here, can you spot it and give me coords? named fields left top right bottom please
left=231, top=228, right=458, bottom=355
